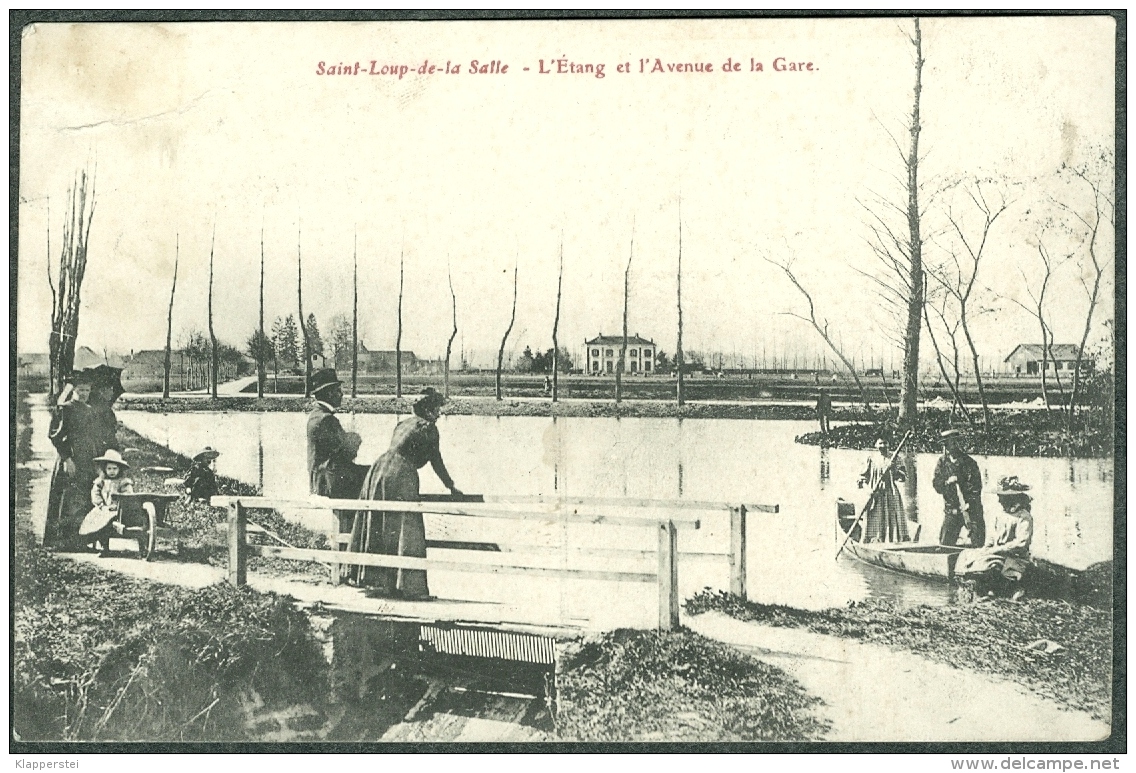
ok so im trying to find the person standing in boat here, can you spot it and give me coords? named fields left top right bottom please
left=350, top=387, right=463, bottom=599
left=306, top=369, right=369, bottom=550
left=932, top=428, right=985, bottom=547
left=857, top=438, right=910, bottom=543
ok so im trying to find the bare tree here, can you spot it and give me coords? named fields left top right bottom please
left=765, top=255, right=872, bottom=409
left=496, top=262, right=518, bottom=401
left=922, top=279, right=972, bottom=424
left=1055, top=149, right=1114, bottom=426
left=163, top=234, right=179, bottom=399
left=351, top=228, right=359, bottom=398
left=675, top=200, right=685, bottom=407
left=860, top=18, right=926, bottom=427
left=297, top=223, right=311, bottom=398
left=552, top=235, right=564, bottom=402
left=445, top=263, right=457, bottom=399
left=998, top=237, right=1068, bottom=412
left=208, top=223, right=218, bottom=399
left=396, top=248, right=404, bottom=398
left=616, top=227, right=633, bottom=404
left=257, top=227, right=265, bottom=399
left=47, top=168, right=96, bottom=402
left=929, top=179, right=1009, bottom=429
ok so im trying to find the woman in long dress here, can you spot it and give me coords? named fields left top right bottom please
left=857, top=438, right=910, bottom=543
left=45, top=367, right=123, bottom=550
left=349, top=388, right=462, bottom=598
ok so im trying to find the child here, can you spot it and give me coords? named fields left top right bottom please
left=184, top=447, right=220, bottom=502
left=79, top=449, right=134, bottom=554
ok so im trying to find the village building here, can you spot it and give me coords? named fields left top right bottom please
left=334, top=342, right=446, bottom=375
left=1003, top=344, right=1093, bottom=375
left=584, top=334, right=656, bottom=375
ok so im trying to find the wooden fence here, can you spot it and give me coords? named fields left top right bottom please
left=211, top=494, right=777, bottom=630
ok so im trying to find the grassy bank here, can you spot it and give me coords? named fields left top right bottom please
left=685, top=590, right=1113, bottom=721
left=116, top=424, right=330, bottom=582
left=13, top=546, right=330, bottom=742
left=556, top=628, right=829, bottom=741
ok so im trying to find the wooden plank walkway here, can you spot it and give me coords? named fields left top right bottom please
left=56, top=549, right=586, bottom=638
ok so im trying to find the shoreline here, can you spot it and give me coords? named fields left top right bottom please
left=113, top=393, right=1114, bottom=459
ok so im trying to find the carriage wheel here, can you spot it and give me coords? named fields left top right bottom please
left=137, top=502, right=158, bottom=561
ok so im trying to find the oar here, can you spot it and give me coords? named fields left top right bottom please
left=835, top=429, right=912, bottom=560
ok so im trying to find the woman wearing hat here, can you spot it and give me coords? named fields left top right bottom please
left=184, top=447, right=221, bottom=502
left=857, top=437, right=910, bottom=543
left=350, top=387, right=463, bottom=598
left=45, top=368, right=123, bottom=549
left=957, top=477, right=1034, bottom=599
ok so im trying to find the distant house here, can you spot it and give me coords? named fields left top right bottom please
left=123, top=349, right=186, bottom=382
left=584, top=334, right=656, bottom=375
left=17, top=352, right=49, bottom=378
left=73, top=346, right=126, bottom=370
left=342, top=342, right=418, bottom=374
left=1004, top=344, right=1092, bottom=375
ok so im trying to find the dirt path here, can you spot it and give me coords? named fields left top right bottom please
left=685, top=611, right=1109, bottom=742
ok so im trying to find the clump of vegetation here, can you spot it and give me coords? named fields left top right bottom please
left=685, top=590, right=1112, bottom=720
left=555, top=628, right=829, bottom=741
left=13, top=547, right=329, bottom=741
left=795, top=407, right=1114, bottom=458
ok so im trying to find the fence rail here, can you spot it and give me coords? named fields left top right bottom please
left=212, top=494, right=776, bottom=630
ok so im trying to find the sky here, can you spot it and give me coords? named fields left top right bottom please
left=16, top=17, right=1116, bottom=370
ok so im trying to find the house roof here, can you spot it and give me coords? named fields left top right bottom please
left=74, top=346, right=127, bottom=369
left=585, top=335, right=656, bottom=347
left=125, top=349, right=173, bottom=365
left=1004, top=344, right=1085, bottom=362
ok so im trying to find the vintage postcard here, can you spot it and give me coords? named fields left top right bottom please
left=13, top=14, right=1120, bottom=749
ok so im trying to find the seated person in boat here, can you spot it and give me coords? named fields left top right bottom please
left=183, top=447, right=221, bottom=502
left=857, top=438, right=909, bottom=543
left=79, top=450, right=134, bottom=554
left=956, top=476, right=1034, bottom=599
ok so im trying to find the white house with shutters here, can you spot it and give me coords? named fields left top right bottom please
left=584, top=334, right=657, bottom=375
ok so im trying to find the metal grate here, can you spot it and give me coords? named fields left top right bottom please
left=419, top=625, right=556, bottom=665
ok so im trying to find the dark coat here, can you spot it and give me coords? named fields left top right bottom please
left=306, top=403, right=366, bottom=499
left=45, top=399, right=119, bottom=548
left=932, top=451, right=984, bottom=517
left=183, top=462, right=219, bottom=502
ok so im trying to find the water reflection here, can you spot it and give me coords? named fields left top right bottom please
left=118, top=410, right=1114, bottom=612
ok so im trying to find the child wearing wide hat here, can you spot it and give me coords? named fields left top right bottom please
left=184, top=447, right=221, bottom=502
left=79, top=449, right=135, bottom=554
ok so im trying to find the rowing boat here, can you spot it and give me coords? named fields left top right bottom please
left=836, top=499, right=962, bottom=581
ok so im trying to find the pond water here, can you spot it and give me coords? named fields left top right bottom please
left=116, top=409, right=1114, bottom=627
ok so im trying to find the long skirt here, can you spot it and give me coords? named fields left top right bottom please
left=863, top=480, right=910, bottom=543
left=347, top=451, right=429, bottom=598
left=44, top=459, right=95, bottom=550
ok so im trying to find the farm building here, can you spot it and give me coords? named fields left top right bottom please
left=584, top=334, right=657, bottom=375
left=1003, top=344, right=1092, bottom=375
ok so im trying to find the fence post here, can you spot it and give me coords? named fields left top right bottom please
left=729, top=505, right=747, bottom=600
left=657, top=520, right=679, bottom=630
left=228, top=500, right=247, bottom=587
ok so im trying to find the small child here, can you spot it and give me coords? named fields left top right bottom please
left=184, top=447, right=220, bottom=502
left=80, top=449, right=134, bottom=554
